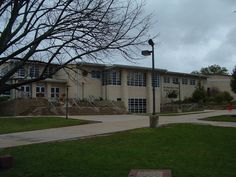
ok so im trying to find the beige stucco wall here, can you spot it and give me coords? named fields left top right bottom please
left=160, top=75, right=205, bottom=104
left=8, top=62, right=235, bottom=113
left=105, top=85, right=121, bottom=100
left=64, top=67, right=162, bottom=113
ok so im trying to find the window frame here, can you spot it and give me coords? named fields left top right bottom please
left=127, top=71, right=146, bottom=87
left=128, top=98, right=147, bottom=113
left=102, top=70, right=121, bottom=85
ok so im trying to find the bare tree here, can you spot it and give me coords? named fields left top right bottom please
left=0, top=0, right=153, bottom=94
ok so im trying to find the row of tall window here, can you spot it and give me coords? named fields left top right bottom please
left=17, top=66, right=54, bottom=78
left=164, top=76, right=196, bottom=85
left=127, top=72, right=146, bottom=86
left=102, top=70, right=121, bottom=85
left=92, top=70, right=160, bottom=87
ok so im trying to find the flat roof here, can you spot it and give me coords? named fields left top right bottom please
left=77, top=62, right=207, bottom=79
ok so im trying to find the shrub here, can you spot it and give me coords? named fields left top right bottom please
left=207, top=91, right=233, bottom=103
left=167, top=90, right=178, bottom=99
left=192, top=87, right=206, bottom=103
left=214, top=93, right=224, bottom=103
left=0, top=96, right=10, bottom=102
left=222, top=91, right=233, bottom=102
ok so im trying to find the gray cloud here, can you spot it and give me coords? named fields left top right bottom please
left=206, top=27, right=236, bottom=66
left=142, top=0, right=236, bottom=73
left=115, top=0, right=236, bottom=73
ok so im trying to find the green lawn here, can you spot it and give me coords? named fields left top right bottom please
left=158, top=111, right=207, bottom=116
left=1, top=124, right=236, bottom=177
left=201, top=115, right=236, bottom=122
left=0, top=117, right=92, bottom=134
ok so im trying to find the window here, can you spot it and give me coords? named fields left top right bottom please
left=153, top=73, right=160, bottom=87
left=20, top=85, right=31, bottom=97
left=44, top=67, right=54, bottom=78
left=128, top=98, right=146, bottom=113
left=182, top=78, right=188, bottom=85
left=163, top=77, right=170, bottom=83
left=190, top=79, right=196, bottom=85
left=172, top=77, right=179, bottom=84
left=18, top=66, right=25, bottom=77
left=36, top=84, right=45, bottom=97
left=51, top=87, right=59, bottom=98
left=127, top=72, right=146, bottom=86
left=102, top=70, right=121, bottom=85
left=30, top=65, right=39, bottom=78
left=91, top=70, right=101, bottom=78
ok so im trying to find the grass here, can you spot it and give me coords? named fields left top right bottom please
left=137, top=110, right=208, bottom=117
left=158, top=111, right=208, bottom=116
left=201, top=115, right=236, bottom=122
left=0, top=124, right=236, bottom=177
left=0, top=117, right=93, bottom=134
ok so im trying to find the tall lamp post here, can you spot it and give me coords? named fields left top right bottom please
left=66, top=85, right=69, bottom=119
left=178, top=81, right=181, bottom=111
left=142, top=39, right=159, bottom=127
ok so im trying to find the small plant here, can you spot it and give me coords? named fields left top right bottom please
left=167, top=90, right=178, bottom=99
left=192, top=87, right=206, bottom=103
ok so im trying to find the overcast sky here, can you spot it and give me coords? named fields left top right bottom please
left=113, top=0, right=236, bottom=74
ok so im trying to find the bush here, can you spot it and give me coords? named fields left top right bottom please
left=0, top=96, right=10, bottom=102
left=167, top=90, right=178, bottom=99
left=214, top=93, right=224, bottom=103
left=223, top=91, right=233, bottom=102
left=192, top=87, right=206, bottom=103
left=210, top=91, right=233, bottom=103
left=182, top=97, right=193, bottom=103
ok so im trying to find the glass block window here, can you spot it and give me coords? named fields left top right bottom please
left=182, top=78, right=188, bottom=85
left=153, top=73, right=160, bottom=87
left=128, top=98, right=147, bottom=113
left=190, top=79, right=196, bottom=85
left=18, top=66, right=25, bottom=77
left=172, top=77, right=179, bottom=84
left=127, top=72, right=146, bottom=86
left=163, top=77, right=170, bottom=83
left=30, top=65, right=39, bottom=78
left=91, top=70, right=101, bottom=78
left=51, top=87, right=60, bottom=98
left=102, top=70, right=121, bottom=85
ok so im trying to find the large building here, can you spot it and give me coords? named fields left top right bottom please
left=1, top=62, right=235, bottom=113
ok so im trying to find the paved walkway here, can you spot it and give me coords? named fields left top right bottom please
left=0, top=110, right=236, bottom=148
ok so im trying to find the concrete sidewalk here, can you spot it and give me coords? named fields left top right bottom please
left=0, top=110, right=236, bottom=148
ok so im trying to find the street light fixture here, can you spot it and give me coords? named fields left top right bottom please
left=141, top=50, right=152, bottom=56
left=142, top=39, right=159, bottom=128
